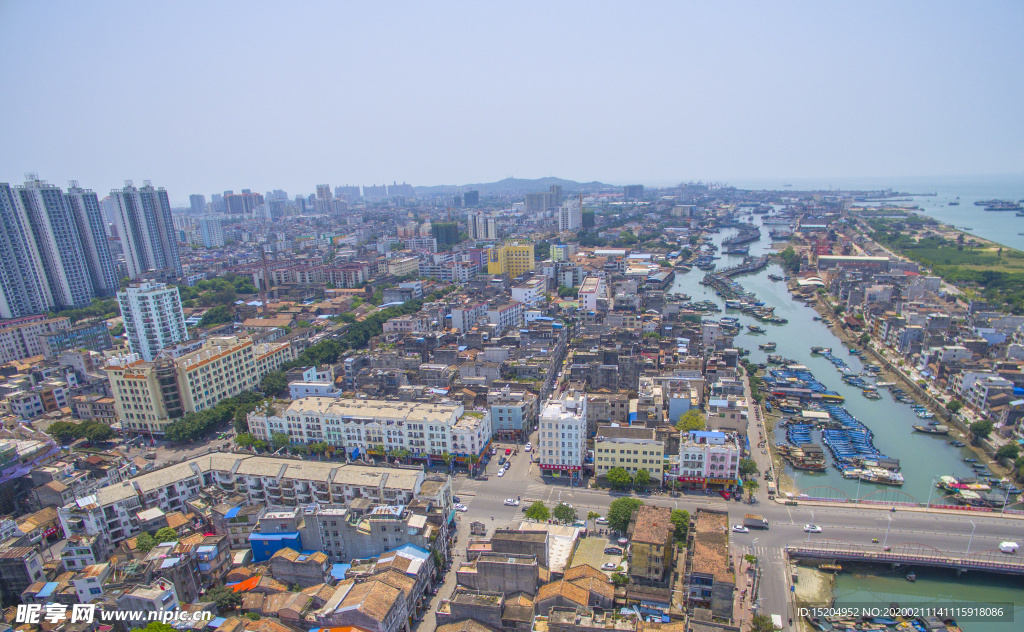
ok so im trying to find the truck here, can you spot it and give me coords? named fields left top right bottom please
left=743, top=514, right=769, bottom=529
left=766, top=481, right=776, bottom=498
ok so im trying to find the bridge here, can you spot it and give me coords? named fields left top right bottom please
left=786, top=541, right=1024, bottom=576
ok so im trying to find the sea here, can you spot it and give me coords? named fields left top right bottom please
left=732, top=174, right=1024, bottom=251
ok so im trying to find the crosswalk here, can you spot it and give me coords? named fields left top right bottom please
left=744, top=545, right=786, bottom=563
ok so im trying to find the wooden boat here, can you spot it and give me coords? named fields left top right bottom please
left=818, top=563, right=842, bottom=572
left=905, top=572, right=916, bottom=582
left=913, top=424, right=949, bottom=435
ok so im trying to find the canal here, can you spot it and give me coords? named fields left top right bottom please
left=669, top=218, right=998, bottom=505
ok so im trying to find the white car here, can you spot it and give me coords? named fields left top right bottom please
left=601, top=562, right=617, bottom=570
left=497, top=468, right=506, bottom=477
left=524, top=444, right=532, bottom=452
left=454, top=503, right=468, bottom=512
left=803, top=524, right=822, bottom=533
left=732, top=525, right=749, bottom=534
left=595, top=517, right=609, bottom=525
left=504, top=498, right=520, bottom=506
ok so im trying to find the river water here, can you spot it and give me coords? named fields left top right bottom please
left=669, top=216, right=1024, bottom=628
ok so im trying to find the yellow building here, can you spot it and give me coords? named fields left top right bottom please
left=487, top=241, right=535, bottom=277
left=626, top=504, right=675, bottom=581
left=106, top=336, right=296, bottom=436
left=594, top=425, right=664, bottom=481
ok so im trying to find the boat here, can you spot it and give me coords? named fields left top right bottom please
left=906, top=572, right=916, bottom=582
left=963, top=458, right=978, bottom=463
left=758, top=342, right=777, bottom=351
left=917, top=412, right=935, bottom=419
left=810, top=346, right=831, bottom=354
left=747, top=325, right=766, bottom=333
left=913, top=424, right=949, bottom=435
left=767, top=274, right=783, bottom=281
left=948, top=197, right=960, bottom=206
left=818, top=563, right=842, bottom=572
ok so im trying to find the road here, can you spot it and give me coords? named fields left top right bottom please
left=415, top=438, right=1022, bottom=632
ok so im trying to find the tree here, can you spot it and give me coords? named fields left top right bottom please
left=750, top=614, right=776, bottom=632
left=1016, top=455, right=1024, bottom=473
left=154, top=527, right=179, bottom=543
left=46, top=421, right=79, bottom=444
left=82, top=421, right=114, bottom=442
left=135, top=533, right=156, bottom=553
left=606, top=467, right=632, bottom=490
left=524, top=501, right=550, bottom=522
left=270, top=432, right=291, bottom=451
left=587, top=511, right=601, bottom=523
left=670, top=509, right=690, bottom=541
left=198, top=305, right=234, bottom=327
left=611, top=572, right=629, bottom=587
left=467, top=453, right=479, bottom=476
left=553, top=503, right=577, bottom=524
left=970, top=420, right=994, bottom=443
left=441, top=451, right=453, bottom=469
left=859, top=332, right=871, bottom=345
left=633, top=468, right=650, bottom=487
left=557, top=285, right=579, bottom=299
left=743, top=479, right=760, bottom=500
left=235, top=433, right=261, bottom=450
left=130, top=623, right=177, bottom=632
left=738, top=458, right=759, bottom=478
left=607, top=497, right=643, bottom=533
left=243, top=613, right=260, bottom=621
left=946, top=399, right=964, bottom=414
left=995, top=444, right=1020, bottom=460
left=260, top=370, right=288, bottom=397
left=205, top=585, right=241, bottom=610
left=676, top=409, right=706, bottom=433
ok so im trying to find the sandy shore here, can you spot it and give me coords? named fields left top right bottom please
left=793, top=566, right=836, bottom=607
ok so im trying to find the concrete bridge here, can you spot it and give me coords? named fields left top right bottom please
left=786, top=542, right=1024, bottom=576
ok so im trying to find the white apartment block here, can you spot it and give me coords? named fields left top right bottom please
left=199, top=216, right=225, bottom=248
left=511, top=278, right=547, bottom=307
left=558, top=199, right=582, bottom=232
left=578, top=276, right=607, bottom=312
left=118, top=282, right=188, bottom=361
left=0, top=316, right=70, bottom=363
left=671, top=430, right=741, bottom=489
left=485, top=302, right=524, bottom=334
left=539, top=390, right=587, bottom=475
left=59, top=454, right=439, bottom=545
left=247, top=398, right=492, bottom=463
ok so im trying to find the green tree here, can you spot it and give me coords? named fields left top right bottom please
left=134, top=533, right=156, bottom=553
left=859, top=332, right=871, bottom=345
left=749, top=614, right=776, bottom=632
left=606, top=466, right=632, bottom=490
left=154, top=527, right=179, bottom=543
left=553, top=503, right=577, bottom=524
left=81, top=421, right=115, bottom=442
left=970, top=420, right=994, bottom=443
left=260, top=370, right=288, bottom=397
left=676, top=409, right=706, bottom=433
left=441, top=451, right=453, bottom=469
left=670, top=509, right=690, bottom=541
left=607, top=497, right=643, bottom=533
left=130, top=623, right=177, bottom=632
left=534, top=240, right=551, bottom=260
left=270, top=432, right=291, bottom=451
left=995, top=444, right=1020, bottom=460
left=1015, top=455, right=1024, bottom=473
left=524, top=501, right=550, bottom=522
left=586, top=511, right=601, bottom=523
left=205, top=585, right=242, bottom=610
left=946, top=399, right=964, bottom=414
left=243, top=613, right=260, bottom=621
left=557, top=285, right=579, bottom=299
left=744, top=479, right=760, bottom=500
left=468, top=453, right=479, bottom=476
left=611, top=572, right=629, bottom=587
left=198, top=305, right=234, bottom=327
left=739, top=458, right=759, bottom=478
left=779, top=246, right=800, bottom=274
left=46, top=421, right=79, bottom=444
left=235, top=433, right=260, bottom=450
left=633, top=468, right=651, bottom=487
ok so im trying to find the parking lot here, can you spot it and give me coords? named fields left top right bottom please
left=570, top=534, right=629, bottom=574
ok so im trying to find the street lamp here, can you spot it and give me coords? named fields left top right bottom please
left=926, top=476, right=938, bottom=508
left=882, top=514, right=892, bottom=548
left=966, top=520, right=977, bottom=555
left=855, top=474, right=862, bottom=504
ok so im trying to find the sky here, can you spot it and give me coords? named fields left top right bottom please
left=1, top=1, right=1023, bottom=203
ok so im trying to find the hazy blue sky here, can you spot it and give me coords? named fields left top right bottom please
left=2, top=1, right=1022, bottom=202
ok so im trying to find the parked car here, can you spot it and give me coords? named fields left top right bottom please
left=505, top=448, right=512, bottom=455
left=497, top=469, right=506, bottom=477
left=601, top=562, right=617, bottom=570
left=604, top=547, right=622, bottom=555
left=504, top=498, right=520, bottom=506
left=719, top=490, right=731, bottom=500
left=453, top=496, right=460, bottom=503
left=732, top=525, right=749, bottom=534
left=803, top=524, right=822, bottom=533
left=595, top=517, right=609, bottom=525
left=524, top=444, right=532, bottom=452
left=454, top=503, right=468, bottom=512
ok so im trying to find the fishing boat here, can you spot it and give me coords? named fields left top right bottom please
left=963, top=458, right=978, bottom=463
left=917, top=412, right=935, bottom=419
left=948, top=197, right=960, bottom=206
left=906, top=572, right=916, bottom=582
left=818, top=563, right=842, bottom=572
left=810, top=346, right=831, bottom=354
left=758, top=342, right=777, bottom=351
left=747, top=324, right=766, bottom=333
left=767, top=274, right=783, bottom=281
left=862, top=390, right=882, bottom=400
left=913, top=424, right=949, bottom=435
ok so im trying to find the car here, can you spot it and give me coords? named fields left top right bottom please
left=453, top=496, right=460, bottom=503
left=504, top=498, right=520, bottom=506
left=505, top=448, right=512, bottom=455
left=732, top=525, right=749, bottom=534
left=497, top=469, right=506, bottom=477
left=596, top=517, right=609, bottom=525
left=604, top=547, right=622, bottom=555
left=719, top=490, right=731, bottom=500
left=524, top=444, right=531, bottom=452
left=454, top=503, right=468, bottom=512
left=803, top=524, right=822, bottom=533
left=601, top=562, right=617, bottom=570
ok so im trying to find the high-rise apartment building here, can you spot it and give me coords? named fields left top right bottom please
left=549, top=184, right=563, bottom=207
left=538, top=390, right=587, bottom=479
left=558, top=199, right=582, bottom=232
left=316, top=184, right=332, bottom=200
left=65, top=183, right=118, bottom=296
left=467, top=211, right=496, bottom=241
left=199, top=217, right=225, bottom=248
left=223, top=189, right=263, bottom=216
left=623, top=184, right=644, bottom=201
left=15, top=178, right=97, bottom=309
left=110, top=182, right=183, bottom=279
left=486, top=241, right=535, bottom=277
left=189, top=194, right=207, bottom=215
left=117, top=282, right=188, bottom=361
left=0, top=184, right=50, bottom=318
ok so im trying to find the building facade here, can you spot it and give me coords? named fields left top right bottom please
left=117, top=282, right=188, bottom=361
left=539, top=390, right=587, bottom=479
left=110, top=182, right=183, bottom=279
left=594, top=426, right=664, bottom=482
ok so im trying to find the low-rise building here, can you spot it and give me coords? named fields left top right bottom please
left=539, top=391, right=587, bottom=480
left=594, top=426, right=664, bottom=482
left=670, top=430, right=742, bottom=491
left=686, top=509, right=734, bottom=619
left=455, top=552, right=539, bottom=595
left=626, top=505, right=674, bottom=581
left=270, top=547, right=330, bottom=588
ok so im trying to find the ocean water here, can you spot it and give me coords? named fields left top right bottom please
left=731, top=174, right=1024, bottom=250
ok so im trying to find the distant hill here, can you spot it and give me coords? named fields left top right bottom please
left=414, top=176, right=614, bottom=195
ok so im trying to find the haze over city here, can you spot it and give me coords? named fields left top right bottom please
left=2, top=1, right=1023, bottom=199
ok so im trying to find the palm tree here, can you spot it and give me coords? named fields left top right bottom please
left=468, top=453, right=479, bottom=477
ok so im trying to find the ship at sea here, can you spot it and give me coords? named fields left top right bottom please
left=948, top=196, right=960, bottom=206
